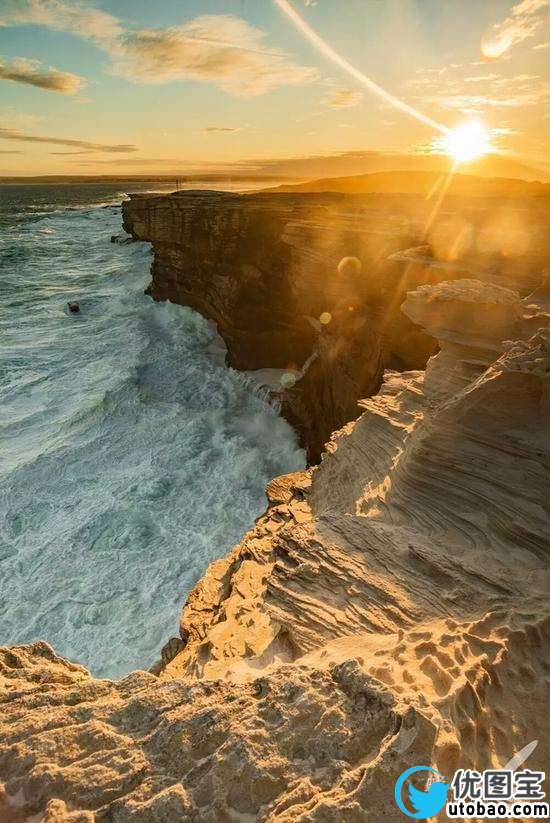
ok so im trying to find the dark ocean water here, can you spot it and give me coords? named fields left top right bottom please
left=0, top=182, right=304, bottom=678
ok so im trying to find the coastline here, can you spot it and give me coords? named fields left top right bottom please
left=2, top=266, right=548, bottom=820
left=121, top=188, right=546, bottom=462
left=1, top=189, right=549, bottom=821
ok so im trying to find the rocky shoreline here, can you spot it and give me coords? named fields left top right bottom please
left=1, top=192, right=549, bottom=821
left=121, top=189, right=547, bottom=463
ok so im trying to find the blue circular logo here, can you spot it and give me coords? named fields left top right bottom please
left=394, top=765, right=450, bottom=819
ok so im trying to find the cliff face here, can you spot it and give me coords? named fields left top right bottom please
left=121, top=189, right=546, bottom=462
left=121, top=190, right=452, bottom=461
left=2, top=278, right=548, bottom=822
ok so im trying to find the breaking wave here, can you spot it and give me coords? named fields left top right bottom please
left=0, top=192, right=304, bottom=678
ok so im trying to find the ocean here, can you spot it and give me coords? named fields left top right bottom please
left=0, top=182, right=304, bottom=679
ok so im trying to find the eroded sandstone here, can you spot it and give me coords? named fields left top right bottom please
left=2, top=278, right=548, bottom=822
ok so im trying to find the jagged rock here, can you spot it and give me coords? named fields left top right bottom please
left=401, top=278, right=522, bottom=400
left=0, top=642, right=437, bottom=822
left=110, top=233, right=135, bottom=245
left=1, top=279, right=548, bottom=821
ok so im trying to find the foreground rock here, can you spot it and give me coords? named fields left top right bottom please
left=122, top=190, right=546, bottom=461
left=1, top=279, right=548, bottom=822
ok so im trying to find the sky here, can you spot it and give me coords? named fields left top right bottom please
left=0, top=0, right=548, bottom=177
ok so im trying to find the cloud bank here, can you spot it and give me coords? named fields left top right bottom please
left=0, top=2, right=317, bottom=97
left=0, top=0, right=123, bottom=47
left=114, top=16, right=317, bottom=96
left=410, top=64, right=549, bottom=115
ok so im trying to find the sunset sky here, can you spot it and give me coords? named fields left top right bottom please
left=0, top=0, right=548, bottom=177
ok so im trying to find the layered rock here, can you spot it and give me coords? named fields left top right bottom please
left=121, top=190, right=469, bottom=461
left=168, top=279, right=549, bottom=680
left=2, top=279, right=548, bottom=822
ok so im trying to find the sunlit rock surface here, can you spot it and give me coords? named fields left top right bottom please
left=2, top=279, right=548, bottom=822
left=122, top=189, right=548, bottom=461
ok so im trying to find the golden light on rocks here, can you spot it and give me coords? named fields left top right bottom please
left=337, top=256, right=362, bottom=277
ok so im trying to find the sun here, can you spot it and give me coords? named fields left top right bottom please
left=442, top=120, right=492, bottom=163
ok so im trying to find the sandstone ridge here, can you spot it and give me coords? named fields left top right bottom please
left=1, top=278, right=549, bottom=822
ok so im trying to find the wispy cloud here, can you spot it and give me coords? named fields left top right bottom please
left=0, top=56, right=86, bottom=93
left=202, top=126, right=242, bottom=133
left=112, top=16, right=317, bottom=96
left=322, top=88, right=363, bottom=108
left=0, top=127, right=137, bottom=152
left=74, top=157, right=245, bottom=170
left=0, top=0, right=123, bottom=47
left=410, top=65, right=549, bottom=115
left=0, top=108, right=44, bottom=129
left=0, top=2, right=317, bottom=97
left=481, top=0, right=550, bottom=58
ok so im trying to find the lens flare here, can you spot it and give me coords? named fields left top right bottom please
left=441, top=121, right=492, bottom=163
left=274, top=0, right=448, bottom=135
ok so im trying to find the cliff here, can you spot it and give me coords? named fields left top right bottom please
left=2, top=278, right=549, bottom=822
left=122, top=189, right=420, bottom=462
left=121, top=189, right=547, bottom=462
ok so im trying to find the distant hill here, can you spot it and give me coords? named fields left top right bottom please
left=252, top=150, right=549, bottom=183
left=270, top=170, right=550, bottom=198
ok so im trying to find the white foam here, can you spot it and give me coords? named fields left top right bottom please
left=0, top=205, right=305, bottom=678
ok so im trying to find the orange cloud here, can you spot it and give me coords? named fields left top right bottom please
left=202, top=126, right=242, bottom=133
left=0, top=57, right=86, bottom=94
left=481, top=0, right=550, bottom=58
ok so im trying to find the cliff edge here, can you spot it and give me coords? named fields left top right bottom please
left=121, top=189, right=546, bottom=462
left=2, top=278, right=548, bottom=822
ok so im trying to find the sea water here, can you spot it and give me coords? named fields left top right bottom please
left=0, top=184, right=304, bottom=679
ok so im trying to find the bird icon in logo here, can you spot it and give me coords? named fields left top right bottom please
left=394, top=765, right=450, bottom=819
left=408, top=777, right=450, bottom=817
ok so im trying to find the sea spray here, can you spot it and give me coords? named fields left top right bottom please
left=0, top=188, right=305, bottom=678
